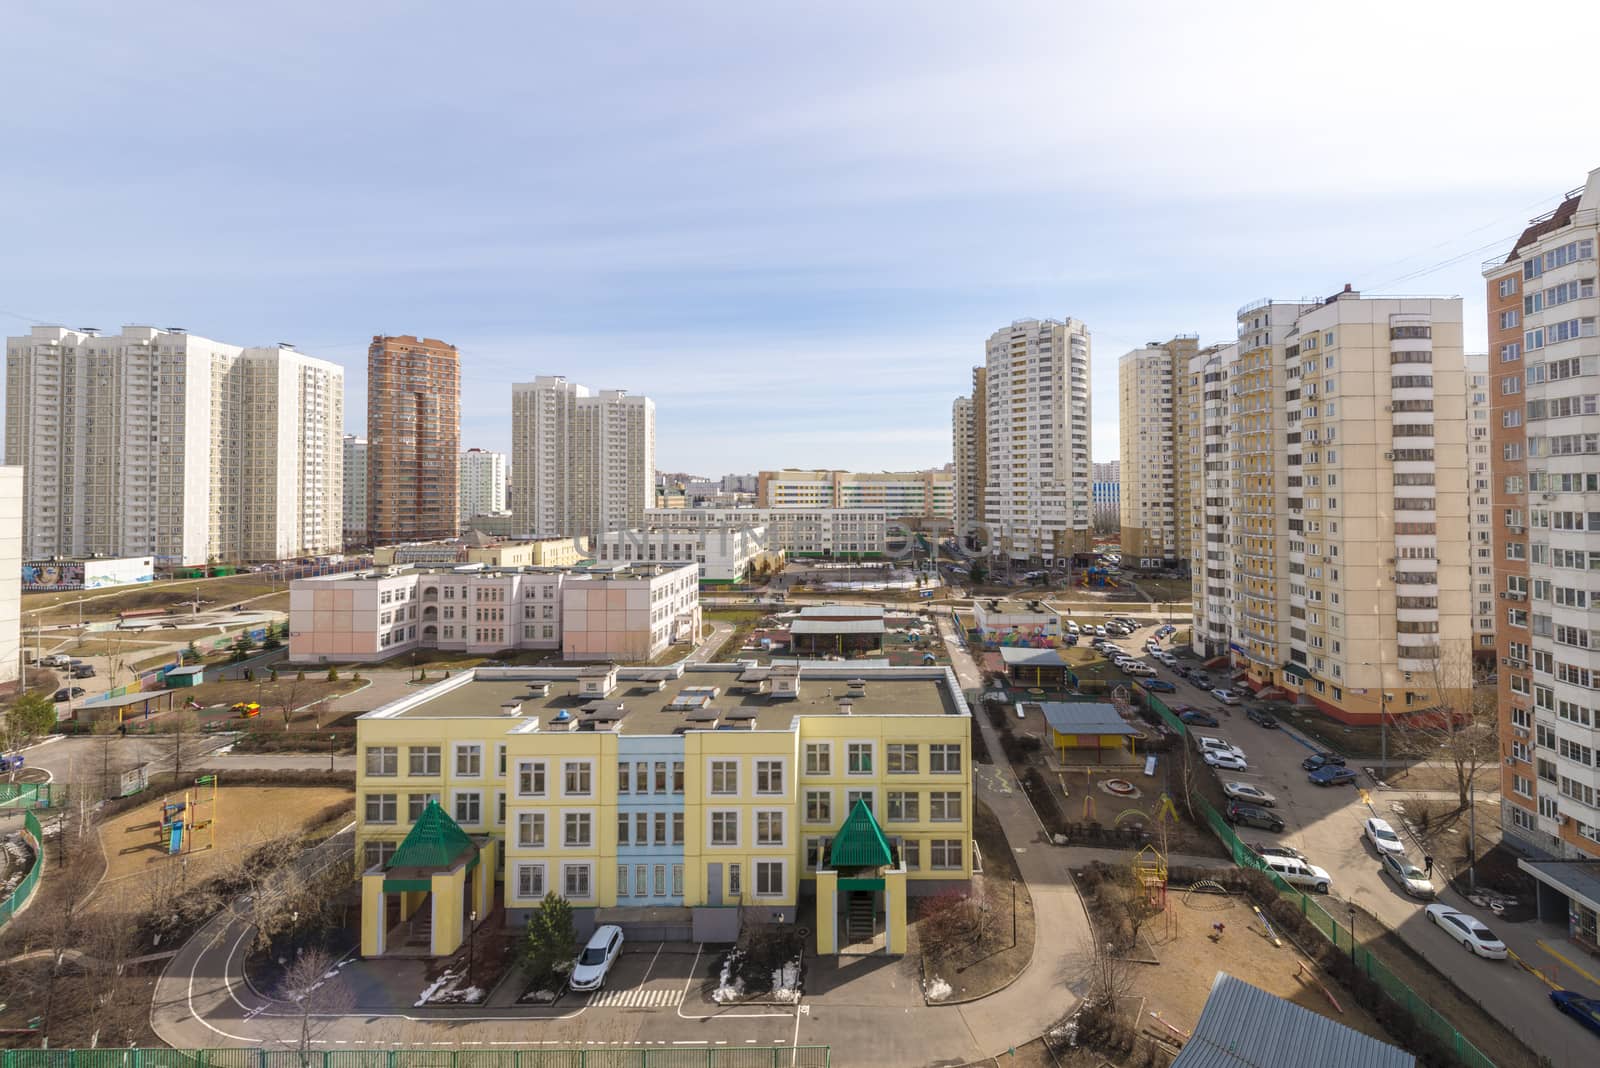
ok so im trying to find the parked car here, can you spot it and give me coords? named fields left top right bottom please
left=1094, top=625, right=1107, bottom=637
left=1224, top=781, right=1277, bottom=807
left=569, top=924, right=625, bottom=991
left=72, top=664, right=96, bottom=678
left=1191, top=674, right=1213, bottom=689
left=1065, top=621, right=1080, bottom=634
left=1155, top=651, right=1177, bottom=666
left=1364, top=817, right=1406, bottom=856
left=1196, top=736, right=1245, bottom=760
left=0, top=753, right=24, bottom=773
left=1309, top=765, right=1358, bottom=787
left=1063, top=635, right=1079, bottom=647
left=1550, top=990, right=1600, bottom=1036
left=40, top=654, right=71, bottom=668
left=1145, top=641, right=1162, bottom=654
left=1426, top=905, right=1508, bottom=959
left=1381, top=853, right=1435, bottom=898
left=1122, top=663, right=1156, bottom=678
left=1301, top=752, right=1346, bottom=772
left=1262, top=854, right=1331, bottom=893
left=1141, top=679, right=1177, bottom=693
left=1251, top=843, right=1308, bottom=862
left=53, top=686, right=86, bottom=701
left=1205, top=750, right=1249, bottom=771
left=1211, top=688, right=1241, bottom=705
left=1225, top=801, right=1284, bottom=833
left=1179, top=709, right=1219, bottom=727
left=1245, top=707, right=1279, bottom=728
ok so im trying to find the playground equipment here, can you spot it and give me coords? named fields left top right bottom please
left=1295, top=958, right=1344, bottom=1012
left=1078, top=566, right=1119, bottom=589
left=1131, top=842, right=1168, bottom=912
left=231, top=702, right=261, bottom=719
left=1181, top=879, right=1234, bottom=909
left=1251, top=903, right=1283, bottom=947
left=158, top=774, right=219, bottom=855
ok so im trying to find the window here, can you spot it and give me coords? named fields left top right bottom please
left=846, top=743, right=873, bottom=774
left=673, top=865, right=685, bottom=896
left=363, top=840, right=398, bottom=870
left=364, top=793, right=396, bottom=824
left=710, top=810, right=739, bottom=845
left=617, top=762, right=630, bottom=794
left=930, top=792, right=962, bottom=822
left=672, top=812, right=685, bottom=844
left=409, top=746, right=441, bottom=776
left=805, top=836, right=833, bottom=869
left=563, top=760, right=592, bottom=797
left=454, top=743, right=483, bottom=778
left=804, top=743, right=831, bottom=776
left=515, top=863, right=546, bottom=899
left=930, top=839, right=963, bottom=870
left=887, top=744, right=919, bottom=774
left=617, top=865, right=629, bottom=897
left=563, top=863, right=592, bottom=899
left=453, top=791, right=481, bottom=824
left=634, top=762, right=649, bottom=794
left=1499, top=276, right=1518, bottom=298
left=756, top=759, right=784, bottom=795
left=755, top=860, right=784, bottom=897
left=887, top=791, right=919, bottom=822
left=710, top=760, right=738, bottom=795
left=517, top=812, right=545, bottom=848
left=654, top=811, right=668, bottom=845
left=365, top=747, right=397, bottom=777
left=616, top=811, right=630, bottom=845
left=516, top=760, right=547, bottom=797
left=805, top=790, right=832, bottom=824
left=563, top=811, right=592, bottom=848
left=846, top=789, right=874, bottom=813
left=929, top=745, right=962, bottom=774
left=408, top=792, right=439, bottom=820
left=756, top=811, right=785, bottom=845
left=901, top=838, right=920, bottom=870
left=1499, top=309, right=1519, bottom=330
left=655, top=761, right=669, bottom=794
left=654, top=864, right=667, bottom=896
left=673, top=761, right=685, bottom=793
left=728, top=863, right=742, bottom=897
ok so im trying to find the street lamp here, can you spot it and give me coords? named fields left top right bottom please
left=468, top=908, right=478, bottom=985
left=1346, top=902, right=1357, bottom=965
left=328, top=733, right=337, bottom=772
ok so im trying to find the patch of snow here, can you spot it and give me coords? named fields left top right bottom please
left=925, top=976, right=953, bottom=1002
left=415, top=970, right=457, bottom=1006
left=712, top=950, right=746, bottom=1004
left=770, top=959, right=802, bottom=1003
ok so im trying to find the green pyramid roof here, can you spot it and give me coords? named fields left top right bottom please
left=827, top=798, right=894, bottom=869
left=386, top=799, right=476, bottom=871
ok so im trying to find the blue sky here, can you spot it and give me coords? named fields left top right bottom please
left=3, top=1, right=1597, bottom=475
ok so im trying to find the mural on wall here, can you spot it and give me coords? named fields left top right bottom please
left=21, top=562, right=85, bottom=590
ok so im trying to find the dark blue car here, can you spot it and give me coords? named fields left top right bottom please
left=1301, top=752, right=1346, bottom=772
left=1309, top=765, right=1358, bottom=787
left=1179, top=709, right=1220, bottom=728
left=1142, top=679, right=1176, bottom=693
left=1551, top=990, right=1600, bottom=1037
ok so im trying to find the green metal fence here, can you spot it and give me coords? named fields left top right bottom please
left=0, top=1052, right=828, bottom=1068
left=0, top=782, right=67, bottom=809
left=0, top=810, right=44, bottom=929
left=1145, top=694, right=1497, bottom=1068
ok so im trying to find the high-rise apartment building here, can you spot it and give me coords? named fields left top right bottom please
left=0, top=466, right=20, bottom=689
left=952, top=366, right=988, bottom=545
left=1118, top=337, right=1198, bottom=568
left=1090, top=461, right=1121, bottom=532
left=511, top=377, right=655, bottom=541
left=1465, top=354, right=1495, bottom=657
left=981, top=318, right=1092, bottom=566
left=1188, top=344, right=1236, bottom=655
left=756, top=469, right=952, bottom=518
left=1185, top=290, right=1470, bottom=723
left=459, top=447, right=509, bottom=522
left=1483, top=171, right=1600, bottom=896
left=5, top=325, right=343, bottom=564
left=367, top=335, right=460, bottom=546
left=344, top=435, right=369, bottom=546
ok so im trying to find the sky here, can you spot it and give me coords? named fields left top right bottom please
left=3, top=1, right=1598, bottom=476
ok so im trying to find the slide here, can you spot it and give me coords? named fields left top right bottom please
left=168, top=820, right=184, bottom=855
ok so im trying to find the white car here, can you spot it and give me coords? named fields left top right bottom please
left=1211, top=688, right=1242, bottom=705
left=1425, top=904, right=1507, bottom=959
left=1223, top=781, right=1277, bottom=807
left=569, top=924, right=625, bottom=991
left=1380, top=853, right=1435, bottom=898
left=1364, top=817, right=1406, bottom=856
left=1155, top=651, right=1177, bottom=666
left=1196, top=737, right=1245, bottom=760
left=1123, top=663, right=1156, bottom=678
left=1204, top=750, right=1249, bottom=771
left=1066, top=621, right=1080, bottom=634
left=1094, top=625, right=1107, bottom=637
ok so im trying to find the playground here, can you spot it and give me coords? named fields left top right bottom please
left=92, top=781, right=355, bottom=901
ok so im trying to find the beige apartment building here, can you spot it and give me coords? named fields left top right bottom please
left=1483, top=170, right=1600, bottom=922
left=756, top=469, right=953, bottom=519
left=1186, top=290, right=1470, bottom=723
left=1465, top=354, right=1495, bottom=657
left=1187, top=344, right=1236, bottom=656
left=981, top=318, right=1092, bottom=566
left=952, top=366, right=988, bottom=546
left=5, top=325, right=343, bottom=565
left=1118, top=336, right=1198, bottom=568
left=0, top=466, right=19, bottom=689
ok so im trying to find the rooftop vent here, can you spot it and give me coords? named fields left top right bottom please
left=522, top=682, right=550, bottom=699
left=846, top=678, right=867, bottom=697
left=837, top=697, right=854, bottom=715
left=499, top=701, right=523, bottom=717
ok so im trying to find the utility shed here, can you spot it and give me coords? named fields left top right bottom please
left=1169, top=972, right=1415, bottom=1068
left=1032, top=701, right=1139, bottom=759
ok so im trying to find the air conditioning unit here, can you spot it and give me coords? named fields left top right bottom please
left=1543, top=493, right=1558, bottom=500
left=1384, top=451, right=1395, bottom=460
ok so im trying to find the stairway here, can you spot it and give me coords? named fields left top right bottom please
left=846, top=892, right=875, bottom=944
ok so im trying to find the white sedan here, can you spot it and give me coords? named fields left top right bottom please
left=1223, top=781, right=1277, bottom=807
left=1364, top=817, right=1406, bottom=856
left=1425, top=904, right=1507, bottom=959
left=569, top=924, right=625, bottom=990
left=1204, top=751, right=1249, bottom=771
left=1380, top=853, right=1435, bottom=898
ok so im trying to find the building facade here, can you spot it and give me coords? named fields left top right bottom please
left=511, top=377, right=655, bottom=541
left=5, top=325, right=343, bottom=565
left=981, top=318, right=1092, bottom=566
left=354, top=661, right=972, bottom=957
left=0, top=466, right=20, bottom=689
left=1483, top=171, right=1600, bottom=899
left=1465, top=354, right=1495, bottom=657
left=1118, top=337, right=1198, bottom=568
left=367, top=336, right=461, bottom=546
left=1188, top=344, right=1236, bottom=657
left=1185, top=291, right=1471, bottom=723
left=460, top=448, right=509, bottom=522
left=593, top=525, right=774, bottom=583
left=643, top=507, right=889, bottom=559
left=344, top=435, right=369, bottom=546
left=756, top=470, right=953, bottom=519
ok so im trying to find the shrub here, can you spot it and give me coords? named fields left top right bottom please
left=520, top=892, right=578, bottom=989
left=326, top=665, right=340, bottom=681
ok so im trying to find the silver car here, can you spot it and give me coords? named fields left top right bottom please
left=1380, top=853, right=1435, bottom=898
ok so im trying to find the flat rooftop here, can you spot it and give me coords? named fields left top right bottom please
left=977, top=599, right=1058, bottom=616
left=361, top=663, right=966, bottom=734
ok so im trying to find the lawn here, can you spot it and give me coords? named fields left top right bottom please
left=705, top=608, right=770, bottom=660
left=181, top=676, right=364, bottom=725
left=24, top=574, right=285, bottom=625
left=1128, top=576, right=1192, bottom=603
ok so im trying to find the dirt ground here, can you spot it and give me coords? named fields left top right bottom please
left=1381, top=763, right=1500, bottom=794
left=183, top=676, right=362, bottom=718
left=23, top=574, right=284, bottom=623
left=91, top=784, right=354, bottom=906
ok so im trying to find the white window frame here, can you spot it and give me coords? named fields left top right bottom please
left=515, top=862, right=546, bottom=901
left=409, top=745, right=441, bottom=777
left=804, top=742, right=832, bottom=776
left=453, top=742, right=484, bottom=779
left=515, top=759, right=547, bottom=798
left=562, top=809, right=594, bottom=849
left=804, top=789, right=833, bottom=825
left=364, top=746, right=398, bottom=777
left=708, top=758, right=739, bottom=796
left=562, top=862, right=593, bottom=900
left=755, top=809, right=786, bottom=847
left=930, top=839, right=963, bottom=870
left=929, top=791, right=962, bottom=823
left=755, top=758, right=786, bottom=796
left=929, top=744, right=962, bottom=775
left=451, top=789, right=482, bottom=826
left=846, top=788, right=876, bottom=814
left=516, top=810, right=546, bottom=849
left=886, top=743, right=919, bottom=775
left=708, top=809, right=740, bottom=847
left=562, top=760, right=593, bottom=798
left=754, top=859, right=786, bottom=898
left=845, top=741, right=874, bottom=776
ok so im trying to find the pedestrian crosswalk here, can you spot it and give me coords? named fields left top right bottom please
left=589, top=986, right=684, bottom=1008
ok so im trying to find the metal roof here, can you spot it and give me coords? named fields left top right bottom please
left=1033, top=702, right=1139, bottom=736
left=998, top=647, right=1068, bottom=667
left=1170, top=972, right=1414, bottom=1068
left=790, top=619, right=886, bottom=635
left=827, top=798, right=894, bottom=868
left=798, top=604, right=886, bottom=619
left=1519, top=859, right=1600, bottom=912
left=386, top=799, right=477, bottom=873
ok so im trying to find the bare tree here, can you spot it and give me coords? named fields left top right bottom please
left=154, top=706, right=205, bottom=781
left=1391, top=642, right=1498, bottom=810
left=277, top=673, right=307, bottom=731
left=279, top=946, right=356, bottom=1067
left=1074, top=934, right=1135, bottom=1011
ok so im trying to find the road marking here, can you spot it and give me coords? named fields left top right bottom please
left=590, top=987, right=684, bottom=1008
left=1539, top=939, right=1600, bottom=989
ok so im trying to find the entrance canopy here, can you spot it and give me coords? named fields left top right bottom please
left=382, top=799, right=479, bottom=892
left=828, top=798, right=894, bottom=869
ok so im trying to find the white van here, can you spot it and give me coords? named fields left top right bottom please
left=1066, top=621, right=1080, bottom=634
left=1263, top=854, right=1331, bottom=893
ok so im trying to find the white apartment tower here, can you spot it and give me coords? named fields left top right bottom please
left=343, top=435, right=369, bottom=546
left=952, top=395, right=976, bottom=533
left=1465, top=354, right=1495, bottom=655
left=982, top=318, right=1092, bottom=565
left=459, top=447, right=509, bottom=522
left=0, top=466, right=20, bottom=689
left=1188, top=344, right=1235, bottom=657
left=511, top=376, right=655, bottom=541
left=1118, top=338, right=1198, bottom=568
left=5, top=325, right=344, bottom=565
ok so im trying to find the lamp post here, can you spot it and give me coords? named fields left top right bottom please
left=1346, top=902, right=1357, bottom=966
left=328, top=734, right=337, bottom=772
left=468, top=908, right=478, bottom=986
